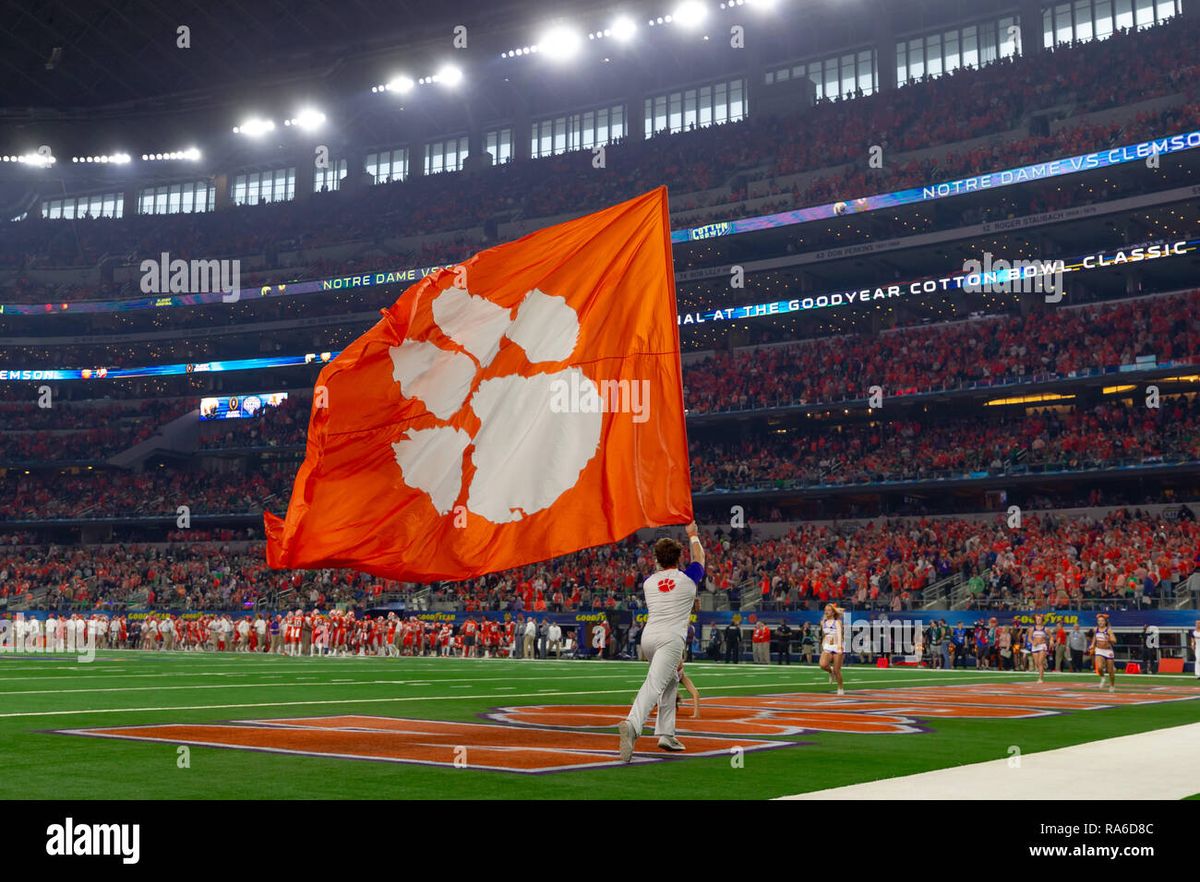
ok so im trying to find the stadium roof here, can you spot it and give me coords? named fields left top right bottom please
left=0, top=0, right=590, bottom=110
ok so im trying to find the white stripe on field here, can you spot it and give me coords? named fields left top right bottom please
left=777, top=722, right=1200, bottom=800
left=0, top=676, right=1026, bottom=719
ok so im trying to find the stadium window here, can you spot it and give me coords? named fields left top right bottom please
left=366, top=148, right=409, bottom=184
left=838, top=53, right=854, bottom=98
left=41, top=191, right=123, bottom=219
left=1074, top=1, right=1094, bottom=40
left=483, top=129, right=512, bottom=165
left=424, top=136, right=469, bottom=175
left=857, top=51, right=874, bottom=94
left=999, top=16, right=1020, bottom=56
left=643, top=78, right=745, bottom=137
left=231, top=167, right=296, bottom=205
left=906, top=39, right=924, bottom=81
left=714, top=81, right=728, bottom=123
left=314, top=158, right=347, bottom=192
left=683, top=90, right=697, bottom=131
left=926, top=35, right=944, bottom=78
left=1114, top=0, right=1135, bottom=30
left=896, top=43, right=907, bottom=86
left=1055, top=5, right=1074, bottom=43
left=962, top=26, right=979, bottom=68
left=1046, top=0, right=1172, bottom=45
left=945, top=31, right=961, bottom=71
left=980, top=21, right=999, bottom=65
left=532, top=106, right=614, bottom=159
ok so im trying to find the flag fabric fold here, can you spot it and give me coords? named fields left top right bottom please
left=265, top=187, right=692, bottom=581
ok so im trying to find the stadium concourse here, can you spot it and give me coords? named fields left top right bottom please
left=3, top=0, right=1200, bottom=823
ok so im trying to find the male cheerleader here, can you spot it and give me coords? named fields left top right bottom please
left=618, top=522, right=704, bottom=762
left=1090, top=613, right=1117, bottom=692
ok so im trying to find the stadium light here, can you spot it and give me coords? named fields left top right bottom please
left=537, top=24, right=583, bottom=60
left=286, top=108, right=326, bottom=131
left=70, top=152, right=129, bottom=164
left=386, top=75, right=414, bottom=94
left=233, top=117, right=276, bottom=137
left=611, top=16, right=637, bottom=41
left=141, top=148, right=201, bottom=161
left=672, top=0, right=708, bottom=27
left=3, top=151, right=56, bottom=167
left=436, top=64, right=463, bottom=87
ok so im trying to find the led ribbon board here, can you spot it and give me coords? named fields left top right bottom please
left=670, top=130, right=1200, bottom=244
left=3, top=238, right=1194, bottom=381
left=1, top=131, right=1197, bottom=318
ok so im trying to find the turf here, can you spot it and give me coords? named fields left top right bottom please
left=1, top=651, right=1198, bottom=800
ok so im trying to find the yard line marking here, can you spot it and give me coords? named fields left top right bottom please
left=0, top=670, right=830, bottom=696
left=0, top=675, right=1090, bottom=719
left=777, top=722, right=1200, bottom=800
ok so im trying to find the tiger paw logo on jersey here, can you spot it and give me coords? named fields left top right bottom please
left=657, top=578, right=677, bottom=593
left=264, top=188, right=694, bottom=582
left=388, top=285, right=600, bottom=523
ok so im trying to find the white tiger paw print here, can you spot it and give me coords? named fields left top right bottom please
left=388, top=284, right=602, bottom=524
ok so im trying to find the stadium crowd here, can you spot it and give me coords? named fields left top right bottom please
left=683, top=290, right=1198, bottom=412
left=693, top=396, right=1200, bottom=490
left=3, top=508, right=1195, bottom=615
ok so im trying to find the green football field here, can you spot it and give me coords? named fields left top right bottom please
left=2, top=650, right=1198, bottom=800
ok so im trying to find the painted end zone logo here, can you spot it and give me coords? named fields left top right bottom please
left=51, top=683, right=1200, bottom=774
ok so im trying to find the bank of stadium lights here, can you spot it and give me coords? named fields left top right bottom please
left=535, top=24, right=583, bottom=60
left=372, top=75, right=414, bottom=94
left=71, top=153, right=131, bottom=164
left=232, top=117, right=275, bottom=137
left=587, top=15, right=638, bottom=42
left=647, top=0, right=709, bottom=27
left=141, top=148, right=202, bottom=161
left=417, top=64, right=463, bottom=86
left=284, top=108, right=326, bottom=131
left=1, top=152, right=57, bottom=167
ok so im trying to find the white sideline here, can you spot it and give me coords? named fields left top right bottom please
left=777, top=722, right=1200, bottom=800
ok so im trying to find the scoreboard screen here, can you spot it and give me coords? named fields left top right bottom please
left=199, top=391, right=288, bottom=421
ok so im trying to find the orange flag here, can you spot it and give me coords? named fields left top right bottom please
left=265, top=187, right=692, bottom=581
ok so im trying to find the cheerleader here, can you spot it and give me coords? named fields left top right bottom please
left=673, top=661, right=701, bottom=719
left=1030, top=614, right=1048, bottom=684
left=1090, top=613, right=1117, bottom=692
left=819, top=603, right=846, bottom=696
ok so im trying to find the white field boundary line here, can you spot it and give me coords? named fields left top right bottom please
left=777, top=722, right=1200, bottom=800
left=0, top=670, right=845, bottom=697
left=0, top=669, right=838, bottom=691
left=0, top=673, right=1044, bottom=719
left=1, top=651, right=1193, bottom=682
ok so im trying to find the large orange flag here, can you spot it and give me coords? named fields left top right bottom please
left=265, top=187, right=692, bottom=581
